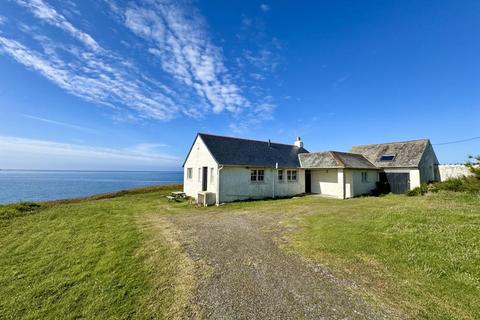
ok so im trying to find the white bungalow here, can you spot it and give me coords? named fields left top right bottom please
left=183, top=133, right=439, bottom=205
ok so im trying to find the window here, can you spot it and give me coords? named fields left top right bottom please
left=278, top=169, right=283, bottom=181
left=250, top=169, right=257, bottom=181
left=258, top=170, right=264, bottom=181
left=287, top=170, right=297, bottom=181
left=198, top=168, right=201, bottom=182
left=380, top=155, right=396, bottom=161
left=210, top=168, right=214, bottom=184
left=250, top=169, right=265, bottom=182
left=361, top=171, right=368, bottom=183
left=187, top=168, right=193, bottom=180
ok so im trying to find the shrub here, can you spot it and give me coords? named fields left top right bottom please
left=0, top=202, right=42, bottom=220
left=407, top=183, right=430, bottom=196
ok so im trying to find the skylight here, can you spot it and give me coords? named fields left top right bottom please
left=379, top=155, right=396, bottom=161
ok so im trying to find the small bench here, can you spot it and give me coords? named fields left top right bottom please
left=166, top=195, right=176, bottom=202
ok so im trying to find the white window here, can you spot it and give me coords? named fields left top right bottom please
left=187, top=168, right=193, bottom=180
left=250, top=169, right=265, bottom=182
left=210, top=168, right=214, bottom=184
left=287, top=170, right=297, bottom=181
left=258, top=169, right=264, bottom=181
left=361, top=172, right=368, bottom=183
left=198, top=168, right=201, bottom=182
left=251, top=169, right=257, bottom=181
left=278, top=169, right=283, bottom=181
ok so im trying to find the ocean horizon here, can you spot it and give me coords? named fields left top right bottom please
left=0, top=170, right=183, bottom=204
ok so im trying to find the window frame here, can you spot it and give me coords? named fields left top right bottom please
left=250, top=169, right=265, bottom=183
left=257, top=169, right=264, bottom=182
left=250, top=169, right=257, bottom=182
left=361, top=171, right=368, bottom=183
left=379, top=154, right=396, bottom=161
left=187, top=168, right=193, bottom=180
left=278, top=169, right=284, bottom=181
left=287, top=169, right=297, bottom=182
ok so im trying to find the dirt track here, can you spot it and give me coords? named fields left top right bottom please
left=165, top=209, right=393, bottom=319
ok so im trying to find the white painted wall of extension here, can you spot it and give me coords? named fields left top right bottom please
left=310, top=169, right=339, bottom=197
left=350, top=169, right=379, bottom=196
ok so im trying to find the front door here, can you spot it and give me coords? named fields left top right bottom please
left=202, top=167, right=208, bottom=191
left=305, top=170, right=311, bottom=193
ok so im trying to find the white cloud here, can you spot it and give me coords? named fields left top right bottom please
left=14, top=0, right=101, bottom=51
left=122, top=1, right=249, bottom=114
left=0, top=16, right=6, bottom=25
left=0, top=136, right=179, bottom=170
left=260, top=4, right=270, bottom=12
left=1, top=0, right=276, bottom=131
left=0, top=35, right=179, bottom=120
left=21, top=114, right=100, bottom=134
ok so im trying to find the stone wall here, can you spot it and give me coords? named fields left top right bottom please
left=438, top=164, right=473, bottom=181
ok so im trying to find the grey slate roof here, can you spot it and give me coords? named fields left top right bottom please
left=350, top=139, right=429, bottom=168
left=299, top=151, right=377, bottom=169
left=198, top=133, right=308, bottom=167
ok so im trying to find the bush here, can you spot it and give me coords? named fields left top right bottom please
left=0, top=202, right=42, bottom=220
left=407, top=183, right=430, bottom=196
left=408, top=155, right=480, bottom=196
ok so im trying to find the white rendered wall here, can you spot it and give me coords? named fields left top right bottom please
left=438, top=164, right=473, bottom=181
left=219, top=167, right=305, bottom=203
left=183, top=136, right=218, bottom=200
left=351, top=170, right=379, bottom=196
left=418, top=143, right=440, bottom=183
left=310, top=169, right=341, bottom=198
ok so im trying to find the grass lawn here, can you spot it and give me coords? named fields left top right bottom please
left=0, top=186, right=478, bottom=319
left=285, top=193, right=480, bottom=319
left=0, top=185, right=191, bottom=320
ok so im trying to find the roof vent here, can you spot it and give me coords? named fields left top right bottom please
left=294, top=136, right=303, bottom=148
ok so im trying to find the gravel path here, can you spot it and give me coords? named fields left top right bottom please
left=166, top=209, right=392, bottom=319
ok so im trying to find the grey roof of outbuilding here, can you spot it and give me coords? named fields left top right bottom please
left=349, top=139, right=429, bottom=168
left=299, top=151, right=377, bottom=169
left=197, top=133, right=309, bottom=167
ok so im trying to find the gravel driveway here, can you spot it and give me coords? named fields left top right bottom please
left=165, top=208, right=393, bottom=319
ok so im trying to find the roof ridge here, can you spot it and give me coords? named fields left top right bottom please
left=351, top=138, right=429, bottom=148
left=198, top=132, right=300, bottom=148
left=329, top=151, right=345, bottom=167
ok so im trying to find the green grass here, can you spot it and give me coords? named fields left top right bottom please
left=285, top=193, right=480, bottom=319
left=0, top=184, right=190, bottom=320
left=1, top=186, right=478, bottom=319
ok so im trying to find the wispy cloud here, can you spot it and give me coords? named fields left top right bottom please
left=14, top=0, right=101, bottom=51
left=0, top=16, right=6, bottom=26
left=332, top=74, right=350, bottom=89
left=0, top=135, right=179, bottom=170
left=0, top=33, right=179, bottom=120
left=260, top=4, right=270, bottom=12
left=21, top=114, right=99, bottom=134
left=1, top=0, right=278, bottom=131
left=122, top=1, right=249, bottom=114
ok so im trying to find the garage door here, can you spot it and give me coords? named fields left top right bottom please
left=380, top=172, right=410, bottom=194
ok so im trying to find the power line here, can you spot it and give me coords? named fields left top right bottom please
left=433, top=136, right=480, bottom=146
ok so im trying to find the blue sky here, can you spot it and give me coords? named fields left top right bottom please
left=0, top=0, right=479, bottom=170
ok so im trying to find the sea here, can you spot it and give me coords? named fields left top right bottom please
left=0, top=170, right=183, bottom=204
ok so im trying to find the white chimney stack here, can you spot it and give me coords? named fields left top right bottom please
left=294, top=136, right=303, bottom=148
